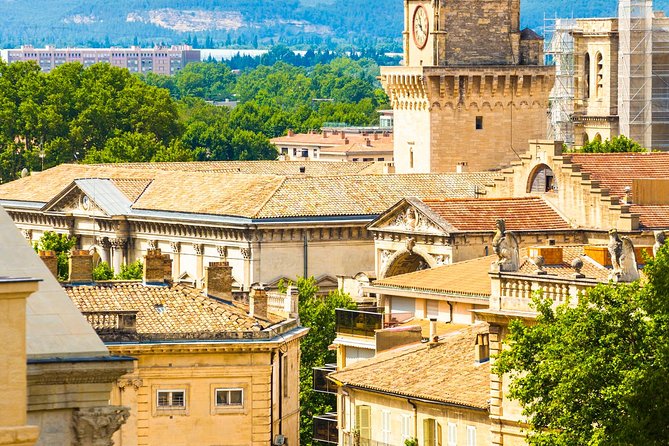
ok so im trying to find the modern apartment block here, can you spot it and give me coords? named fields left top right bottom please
left=5, top=45, right=200, bottom=75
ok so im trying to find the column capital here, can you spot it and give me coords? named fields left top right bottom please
left=170, top=241, right=181, bottom=253
left=72, top=406, right=129, bottom=446
left=216, top=245, right=228, bottom=259
left=240, top=247, right=252, bottom=260
left=193, top=243, right=204, bottom=256
left=109, top=238, right=127, bottom=249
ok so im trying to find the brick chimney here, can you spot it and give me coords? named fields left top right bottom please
left=143, top=249, right=165, bottom=285
left=39, top=250, right=58, bottom=279
left=162, top=254, right=173, bottom=282
left=205, top=261, right=233, bottom=301
left=69, top=250, right=93, bottom=284
left=287, top=129, right=295, bottom=137
left=340, top=131, right=346, bottom=140
left=365, top=138, right=372, bottom=147
left=250, top=284, right=268, bottom=320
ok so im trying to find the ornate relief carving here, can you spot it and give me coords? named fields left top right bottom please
left=380, top=249, right=395, bottom=269
left=384, top=206, right=443, bottom=234
left=147, top=240, right=158, bottom=250
left=170, top=241, right=181, bottom=253
left=217, top=246, right=228, bottom=259
left=193, top=243, right=204, bottom=256
left=72, top=406, right=129, bottom=446
left=21, top=229, right=32, bottom=241
left=96, top=237, right=111, bottom=249
left=240, top=247, right=252, bottom=260
left=434, top=254, right=449, bottom=266
left=109, top=238, right=128, bottom=250
left=117, top=378, right=143, bottom=391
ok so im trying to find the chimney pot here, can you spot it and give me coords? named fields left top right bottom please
left=69, top=250, right=93, bottom=284
left=250, top=284, right=268, bottom=320
left=366, top=138, right=371, bottom=147
left=143, top=249, right=165, bottom=285
left=344, top=138, right=349, bottom=145
left=206, top=261, right=233, bottom=301
left=287, top=129, right=294, bottom=137
left=340, top=131, right=346, bottom=139
left=429, top=318, right=438, bottom=343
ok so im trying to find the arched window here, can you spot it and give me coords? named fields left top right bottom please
left=594, top=133, right=602, bottom=142
left=596, top=52, right=604, bottom=98
left=528, top=164, right=557, bottom=193
left=583, top=133, right=590, bottom=145
left=584, top=52, right=591, bottom=99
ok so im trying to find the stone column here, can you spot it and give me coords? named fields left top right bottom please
left=72, top=406, right=129, bottom=446
left=170, top=242, right=181, bottom=280
left=241, top=247, right=252, bottom=292
left=110, top=238, right=127, bottom=274
left=96, top=237, right=111, bottom=266
left=0, top=278, right=40, bottom=446
left=193, top=243, right=204, bottom=288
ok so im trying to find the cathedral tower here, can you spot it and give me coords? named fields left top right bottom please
left=382, top=0, right=555, bottom=173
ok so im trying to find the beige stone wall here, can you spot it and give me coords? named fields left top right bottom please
left=339, top=388, right=490, bottom=445
left=110, top=339, right=303, bottom=446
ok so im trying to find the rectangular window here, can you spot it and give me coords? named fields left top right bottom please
left=402, top=414, right=412, bottom=441
left=382, top=410, right=391, bottom=444
left=215, top=388, right=244, bottom=407
left=448, top=422, right=457, bottom=446
left=475, top=116, right=483, bottom=130
left=467, top=426, right=476, bottom=446
left=156, top=390, right=185, bottom=409
left=356, top=405, right=371, bottom=445
left=282, top=355, right=289, bottom=398
left=423, top=418, right=442, bottom=446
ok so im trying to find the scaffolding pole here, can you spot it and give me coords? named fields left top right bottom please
left=618, top=0, right=653, bottom=148
left=544, top=16, right=577, bottom=146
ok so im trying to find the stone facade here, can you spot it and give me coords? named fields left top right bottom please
left=385, top=0, right=554, bottom=173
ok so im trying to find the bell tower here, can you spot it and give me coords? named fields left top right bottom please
left=383, top=0, right=555, bottom=173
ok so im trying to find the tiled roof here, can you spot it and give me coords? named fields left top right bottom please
left=569, top=153, right=669, bottom=199
left=319, top=142, right=394, bottom=155
left=101, top=160, right=382, bottom=176
left=111, top=178, right=153, bottom=202
left=0, top=164, right=497, bottom=219
left=372, top=256, right=495, bottom=297
left=330, top=325, right=490, bottom=410
left=422, top=197, right=572, bottom=231
left=517, top=245, right=610, bottom=281
left=66, top=282, right=278, bottom=336
left=271, top=132, right=393, bottom=148
left=631, top=205, right=669, bottom=230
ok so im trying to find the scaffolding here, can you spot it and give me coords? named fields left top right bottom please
left=618, top=0, right=654, bottom=148
left=544, top=17, right=577, bottom=146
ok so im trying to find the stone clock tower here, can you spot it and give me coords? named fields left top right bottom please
left=382, top=0, right=555, bottom=173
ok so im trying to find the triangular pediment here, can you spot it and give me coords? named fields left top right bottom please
left=367, top=197, right=454, bottom=235
left=42, top=179, right=133, bottom=217
left=42, top=182, right=108, bottom=217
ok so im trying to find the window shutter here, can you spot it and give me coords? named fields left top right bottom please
left=356, top=405, right=371, bottom=443
left=382, top=410, right=391, bottom=443
left=447, top=423, right=457, bottom=446
left=467, top=426, right=476, bottom=446
left=402, top=414, right=412, bottom=440
left=423, top=419, right=435, bottom=446
left=437, top=422, right=443, bottom=446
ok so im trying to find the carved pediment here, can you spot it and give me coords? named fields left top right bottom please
left=44, top=186, right=107, bottom=216
left=369, top=199, right=450, bottom=236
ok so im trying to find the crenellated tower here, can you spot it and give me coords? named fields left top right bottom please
left=382, top=0, right=555, bottom=173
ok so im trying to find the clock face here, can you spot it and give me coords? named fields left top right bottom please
left=413, top=5, right=429, bottom=50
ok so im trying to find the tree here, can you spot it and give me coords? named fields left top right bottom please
left=495, top=243, right=669, bottom=445
left=34, top=231, right=77, bottom=280
left=296, top=277, right=357, bottom=445
left=115, top=260, right=143, bottom=280
left=577, top=135, right=647, bottom=153
left=92, top=261, right=114, bottom=280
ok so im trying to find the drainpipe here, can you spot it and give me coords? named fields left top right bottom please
left=447, top=301, right=454, bottom=323
left=270, top=351, right=275, bottom=444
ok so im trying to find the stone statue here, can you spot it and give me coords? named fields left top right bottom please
left=405, top=237, right=416, bottom=254
left=572, top=257, right=585, bottom=278
left=608, top=229, right=640, bottom=283
left=654, top=231, right=666, bottom=257
left=491, top=219, right=519, bottom=272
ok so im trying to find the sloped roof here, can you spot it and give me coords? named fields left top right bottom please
left=631, top=205, right=669, bottom=230
left=0, top=206, right=108, bottom=359
left=66, top=282, right=282, bottom=336
left=569, top=153, right=669, bottom=199
left=271, top=132, right=392, bottom=149
left=421, top=197, right=572, bottom=232
left=372, top=256, right=494, bottom=297
left=330, top=325, right=490, bottom=410
left=0, top=164, right=497, bottom=220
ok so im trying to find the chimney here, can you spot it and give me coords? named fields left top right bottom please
left=344, top=138, right=350, bottom=145
left=68, top=250, right=93, bottom=284
left=456, top=162, right=468, bottom=173
left=365, top=138, right=371, bottom=147
left=323, top=131, right=328, bottom=138
left=205, top=261, right=233, bottom=301
left=429, top=318, right=438, bottom=344
left=162, top=254, right=173, bottom=282
left=340, top=131, right=346, bottom=140
left=143, top=249, right=165, bottom=285
left=287, top=129, right=294, bottom=137
left=374, top=133, right=379, bottom=141
left=39, top=250, right=58, bottom=279
left=250, top=284, right=268, bottom=320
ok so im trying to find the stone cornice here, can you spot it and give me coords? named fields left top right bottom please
left=27, top=358, right=132, bottom=386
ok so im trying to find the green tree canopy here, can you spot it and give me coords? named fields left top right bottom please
left=34, top=231, right=77, bottom=280
left=495, top=243, right=669, bottom=445
left=576, top=135, right=647, bottom=153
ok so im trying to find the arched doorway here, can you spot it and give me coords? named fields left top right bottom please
left=381, top=248, right=436, bottom=279
left=527, top=164, right=557, bottom=193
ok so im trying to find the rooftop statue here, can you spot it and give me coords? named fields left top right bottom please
left=608, top=229, right=640, bottom=283
left=492, top=219, right=519, bottom=272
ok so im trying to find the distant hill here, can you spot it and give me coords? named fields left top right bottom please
left=0, top=0, right=667, bottom=50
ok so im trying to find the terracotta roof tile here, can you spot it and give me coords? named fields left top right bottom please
left=569, top=153, right=669, bottom=199
left=330, top=325, right=490, bottom=409
left=65, top=282, right=277, bottom=335
left=373, top=256, right=495, bottom=297
left=271, top=132, right=393, bottom=148
left=631, top=205, right=669, bottom=230
left=422, top=197, right=572, bottom=231
left=110, top=178, right=153, bottom=202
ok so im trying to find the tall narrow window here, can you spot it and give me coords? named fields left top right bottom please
left=466, top=426, right=476, bottom=446
left=596, top=52, right=604, bottom=98
left=356, top=405, right=371, bottom=445
left=409, top=148, right=415, bottom=169
left=447, top=422, right=457, bottom=446
left=584, top=52, right=591, bottom=99
left=282, top=355, right=289, bottom=397
left=475, top=116, right=483, bottom=130
left=382, top=410, right=391, bottom=444
left=423, top=418, right=442, bottom=446
left=402, top=414, right=413, bottom=441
